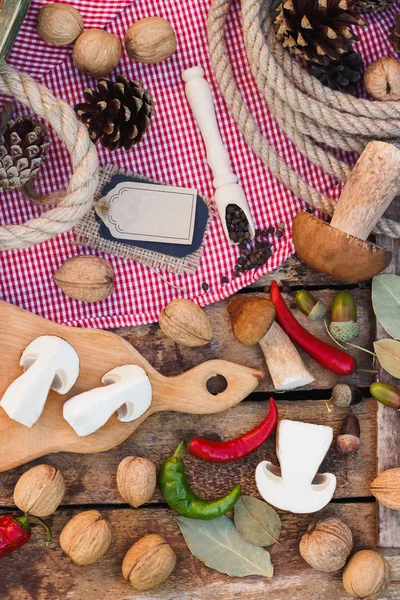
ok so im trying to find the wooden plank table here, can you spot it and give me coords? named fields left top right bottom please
left=1, top=255, right=400, bottom=599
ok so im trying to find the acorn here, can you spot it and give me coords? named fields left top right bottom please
left=329, top=291, right=358, bottom=343
left=295, top=289, right=326, bottom=321
left=331, top=384, right=363, bottom=408
left=370, top=382, right=400, bottom=410
left=337, top=415, right=361, bottom=455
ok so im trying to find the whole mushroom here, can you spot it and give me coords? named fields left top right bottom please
left=299, top=517, right=353, bottom=572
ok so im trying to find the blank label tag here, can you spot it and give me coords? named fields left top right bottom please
left=97, top=181, right=198, bottom=245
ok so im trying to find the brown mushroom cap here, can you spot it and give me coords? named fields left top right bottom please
left=228, top=296, right=275, bottom=346
left=292, top=211, right=392, bottom=283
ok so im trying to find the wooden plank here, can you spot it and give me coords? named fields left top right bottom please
left=116, top=289, right=375, bottom=391
left=250, top=255, right=347, bottom=288
left=0, top=399, right=376, bottom=506
left=376, top=199, right=400, bottom=548
left=2, top=503, right=398, bottom=600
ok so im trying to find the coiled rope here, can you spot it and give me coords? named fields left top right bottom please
left=208, top=0, right=400, bottom=237
left=0, top=61, right=98, bottom=250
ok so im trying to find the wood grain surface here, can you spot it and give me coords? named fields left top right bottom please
left=0, top=300, right=262, bottom=471
left=2, top=503, right=399, bottom=600
left=376, top=199, right=400, bottom=548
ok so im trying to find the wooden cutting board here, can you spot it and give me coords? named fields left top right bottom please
left=0, top=300, right=264, bottom=472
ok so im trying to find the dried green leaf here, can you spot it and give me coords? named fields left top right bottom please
left=234, top=495, right=281, bottom=547
left=176, top=515, right=273, bottom=578
left=374, top=339, right=400, bottom=378
left=372, top=275, right=400, bottom=341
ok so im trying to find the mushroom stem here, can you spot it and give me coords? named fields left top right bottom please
left=258, top=322, right=314, bottom=391
left=330, top=141, right=400, bottom=240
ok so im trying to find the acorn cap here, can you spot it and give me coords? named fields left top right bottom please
left=292, top=212, right=392, bottom=283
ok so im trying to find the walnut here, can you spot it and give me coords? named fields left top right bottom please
left=60, top=510, right=112, bottom=565
left=13, top=464, right=65, bottom=517
left=37, top=3, right=84, bottom=46
left=159, top=299, right=213, bottom=347
left=52, top=255, right=114, bottom=302
left=122, top=534, right=176, bottom=590
left=370, top=467, right=400, bottom=509
left=73, top=29, right=121, bottom=78
left=125, top=17, right=176, bottom=64
left=299, top=517, right=353, bottom=573
left=343, top=549, right=391, bottom=600
left=364, top=57, right=400, bottom=101
left=117, top=456, right=156, bottom=508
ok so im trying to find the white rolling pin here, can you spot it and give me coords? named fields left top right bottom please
left=182, top=66, right=255, bottom=245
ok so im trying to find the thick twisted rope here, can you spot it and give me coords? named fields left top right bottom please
left=0, top=61, right=99, bottom=250
left=208, top=0, right=400, bottom=237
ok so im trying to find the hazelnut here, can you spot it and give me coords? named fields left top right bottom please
left=37, top=3, right=84, bottom=46
left=343, top=549, right=390, bottom=600
left=122, top=534, right=176, bottom=590
left=73, top=29, right=121, bottom=78
left=117, top=456, right=156, bottom=508
left=370, top=467, right=400, bottom=509
left=228, top=295, right=275, bottom=346
left=299, top=517, right=353, bottom=573
left=13, top=464, right=65, bottom=517
left=125, top=17, right=176, bottom=64
left=60, top=510, right=112, bottom=565
left=159, top=299, right=212, bottom=347
left=53, top=255, right=114, bottom=302
left=364, top=57, right=400, bottom=101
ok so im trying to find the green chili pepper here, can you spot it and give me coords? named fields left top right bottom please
left=159, top=441, right=241, bottom=520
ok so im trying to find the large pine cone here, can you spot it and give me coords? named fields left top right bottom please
left=356, top=0, right=397, bottom=11
left=389, top=14, right=400, bottom=53
left=275, top=0, right=365, bottom=64
left=311, top=51, right=364, bottom=93
left=0, top=116, right=49, bottom=190
left=74, top=74, right=155, bottom=151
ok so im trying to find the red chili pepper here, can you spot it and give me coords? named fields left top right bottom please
left=0, top=514, right=51, bottom=558
left=188, top=397, right=278, bottom=462
left=270, top=281, right=355, bottom=376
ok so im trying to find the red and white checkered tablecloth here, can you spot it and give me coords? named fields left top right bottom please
left=0, top=0, right=398, bottom=328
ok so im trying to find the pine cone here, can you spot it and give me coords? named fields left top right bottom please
left=389, top=14, right=400, bottom=53
left=310, top=51, right=364, bottom=93
left=74, top=74, right=155, bottom=151
left=275, top=0, right=365, bottom=64
left=0, top=115, right=49, bottom=190
left=356, top=0, right=397, bottom=11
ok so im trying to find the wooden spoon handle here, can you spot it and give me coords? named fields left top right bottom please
left=153, top=359, right=264, bottom=414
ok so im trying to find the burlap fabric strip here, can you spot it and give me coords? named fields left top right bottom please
left=208, top=0, right=400, bottom=237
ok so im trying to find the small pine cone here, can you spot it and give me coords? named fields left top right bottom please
left=389, top=14, right=400, bottom=53
left=356, top=0, right=397, bottom=11
left=275, top=0, right=365, bottom=65
left=74, top=74, right=155, bottom=151
left=0, top=116, right=49, bottom=190
left=310, top=51, right=364, bottom=93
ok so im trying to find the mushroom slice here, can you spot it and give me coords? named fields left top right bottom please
left=63, top=365, right=152, bottom=437
left=256, top=419, right=336, bottom=514
left=0, top=335, right=80, bottom=428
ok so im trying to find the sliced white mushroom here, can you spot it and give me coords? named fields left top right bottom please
left=256, top=419, right=337, bottom=514
left=63, top=365, right=152, bottom=437
left=0, top=335, right=80, bottom=428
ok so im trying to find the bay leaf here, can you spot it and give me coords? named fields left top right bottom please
left=234, top=495, right=281, bottom=547
left=176, top=515, right=273, bottom=578
left=372, top=275, right=400, bottom=340
left=374, top=339, right=400, bottom=378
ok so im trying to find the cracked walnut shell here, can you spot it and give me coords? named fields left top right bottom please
left=159, top=299, right=212, bottom=347
left=122, top=534, right=176, bottom=590
left=13, top=464, right=65, bottom=517
left=364, top=57, right=400, bottom=101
